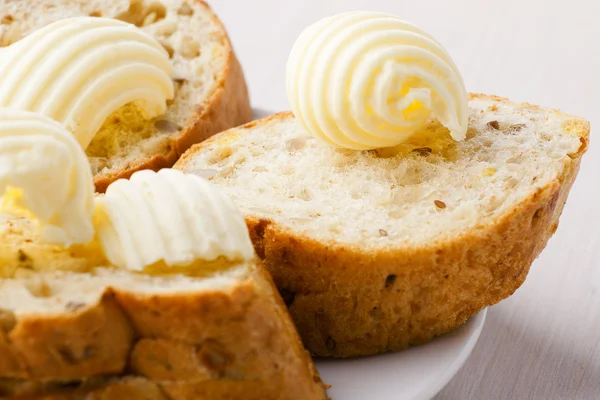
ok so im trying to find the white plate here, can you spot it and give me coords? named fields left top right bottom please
left=250, top=109, right=487, bottom=400
left=315, top=310, right=487, bottom=400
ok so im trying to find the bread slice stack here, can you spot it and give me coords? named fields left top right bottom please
left=0, top=0, right=252, bottom=192
left=176, top=93, right=590, bottom=357
left=0, top=216, right=327, bottom=400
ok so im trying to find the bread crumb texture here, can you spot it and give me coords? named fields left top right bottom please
left=185, top=95, right=587, bottom=249
left=0, top=0, right=230, bottom=179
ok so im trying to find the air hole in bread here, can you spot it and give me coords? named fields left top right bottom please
left=230, top=154, right=247, bottom=167
left=465, top=127, right=477, bottom=140
left=503, top=178, right=518, bottom=190
left=178, top=2, right=194, bottom=16
left=0, top=22, right=18, bottom=47
left=155, top=21, right=177, bottom=37
left=388, top=209, right=404, bottom=219
left=159, top=41, right=175, bottom=58
left=24, top=280, right=53, bottom=298
left=350, top=190, right=363, bottom=200
left=374, top=146, right=402, bottom=158
left=217, top=166, right=234, bottom=178
left=89, top=157, right=108, bottom=173
left=280, top=166, right=294, bottom=175
left=116, top=0, right=167, bottom=27
left=180, top=36, right=201, bottom=59
left=285, top=138, right=307, bottom=152
left=506, top=155, right=522, bottom=164
left=1, top=15, right=14, bottom=24
left=192, top=80, right=204, bottom=90
left=296, top=188, right=312, bottom=201
left=143, top=3, right=167, bottom=26
left=328, top=225, right=342, bottom=234
left=154, top=119, right=180, bottom=133
left=207, top=147, right=233, bottom=165
left=195, top=169, right=218, bottom=179
left=115, top=0, right=144, bottom=24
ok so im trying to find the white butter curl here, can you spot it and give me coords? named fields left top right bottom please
left=0, top=17, right=174, bottom=148
left=286, top=11, right=469, bottom=150
left=0, top=108, right=95, bottom=245
left=94, top=169, right=254, bottom=271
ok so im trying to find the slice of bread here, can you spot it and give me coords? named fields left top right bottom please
left=0, top=0, right=252, bottom=192
left=176, top=93, right=590, bottom=357
left=0, top=217, right=327, bottom=399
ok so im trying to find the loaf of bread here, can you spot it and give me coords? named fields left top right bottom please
left=0, top=217, right=327, bottom=400
left=176, top=93, right=590, bottom=357
left=0, top=0, right=252, bottom=192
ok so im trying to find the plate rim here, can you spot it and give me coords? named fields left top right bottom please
left=417, top=309, right=487, bottom=400
left=315, top=309, right=487, bottom=400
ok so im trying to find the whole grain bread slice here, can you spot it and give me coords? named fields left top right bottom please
left=0, top=218, right=326, bottom=400
left=0, top=0, right=252, bottom=192
left=176, top=93, right=590, bottom=357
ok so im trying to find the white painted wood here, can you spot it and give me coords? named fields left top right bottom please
left=210, top=1, right=600, bottom=398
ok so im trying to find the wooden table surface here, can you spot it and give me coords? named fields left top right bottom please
left=211, top=1, right=599, bottom=398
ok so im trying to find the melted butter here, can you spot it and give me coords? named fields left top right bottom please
left=142, top=256, right=241, bottom=277
left=86, top=102, right=159, bottom=160
left=373, top=120, right=459, bottom=161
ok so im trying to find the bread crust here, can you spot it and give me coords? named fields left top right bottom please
left=0, top=293, right=134, bottom=380
left=176, top=94, right=590, bottom=357
left=3, top=374, right=323, bottom=400
left=0, top=262, right=326, bottom=399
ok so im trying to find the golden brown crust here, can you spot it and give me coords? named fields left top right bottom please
left=93, top=1, right=252, bottom=192
left=0, top=262, right=326, bottom=399
left=176, top=94, right=590, bottom=357
left=2, top=377, right=167, bottom=400
left=1, top=294, right=134, bottom=380
left=3, top=374, right=326, bottom=400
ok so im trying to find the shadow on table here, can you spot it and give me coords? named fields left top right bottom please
left=434, top=304, right=600, bottom=400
